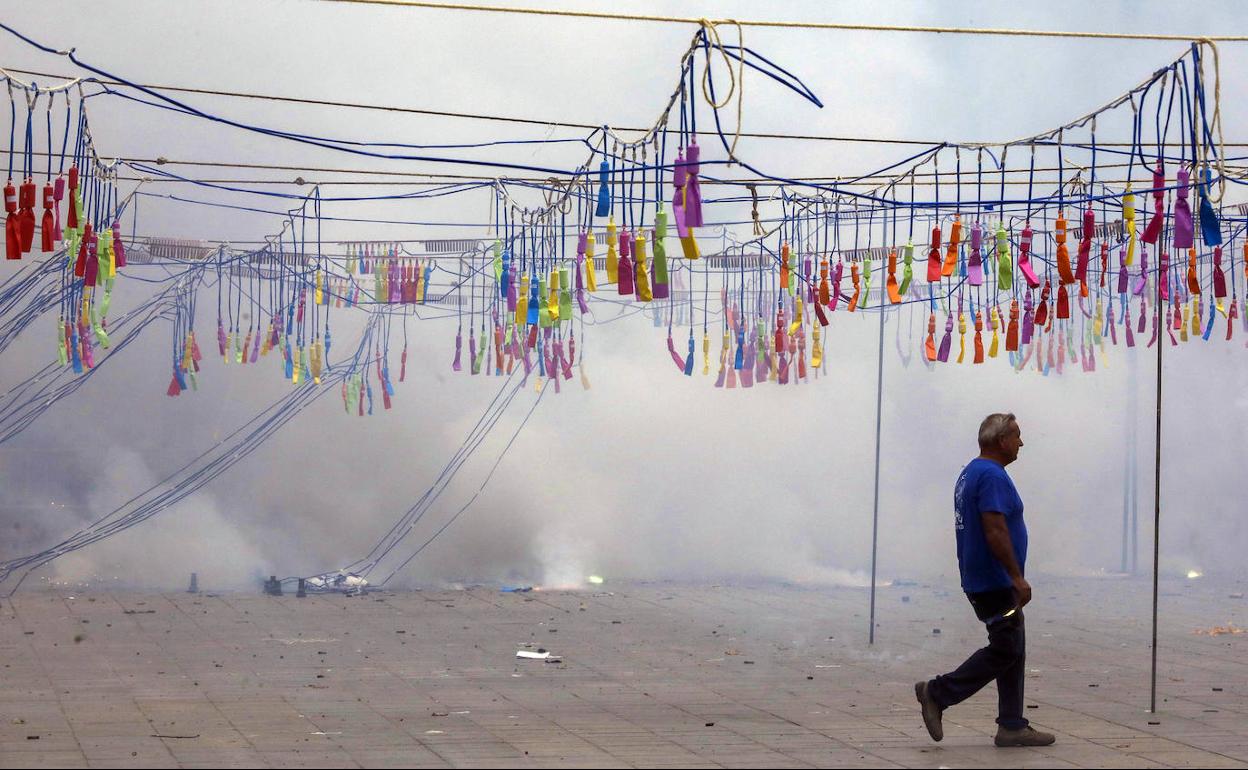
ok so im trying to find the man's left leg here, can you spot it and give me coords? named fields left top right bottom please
left=992, top=612, right=1056, bottom=747
left=995, top=610, right=1027, bottom=730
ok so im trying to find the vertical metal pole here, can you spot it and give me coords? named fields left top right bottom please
left=868, top=306, right=885, bottom=645
left=1121, top=454, right=1130, bottom=574
left=1123, top=351, right=1139, bottom=573
left=1133, top=470, right=1142, bottom=574
left=1149, top=267, right=1163, bottom=713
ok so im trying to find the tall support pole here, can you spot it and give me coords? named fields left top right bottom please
left=1133, top=351, right=1143, bottom=574
left=1123, top=351, right=1139, bottom=573
left=868, top=307, right=885, bottom=645
left=1121, top=454, right=1131, bottom=574
left=1132, top=444, right=1139, bottom=574
left=1149, top=270, right=1163, bottom=713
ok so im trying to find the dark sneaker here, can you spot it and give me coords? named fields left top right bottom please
left=995, top=726, right=1056, bottom=747
left=914, top=680, right=943, bottom=742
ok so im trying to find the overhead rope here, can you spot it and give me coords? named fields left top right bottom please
left=312, top=0, right=1248, bottom=42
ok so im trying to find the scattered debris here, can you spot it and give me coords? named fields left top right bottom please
left=123, top=609, right=156, bottom=615
left=271, top=638, right=338, bottom=645
left=303, top=572, right=369, bottom=594
left=1194, top=625, right=1244, bottom=636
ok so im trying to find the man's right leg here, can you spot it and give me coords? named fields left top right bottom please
left=927, top=589, right=1019, bottom=710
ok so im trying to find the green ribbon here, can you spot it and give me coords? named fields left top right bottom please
left=899, top=241, right=914, bottom=295
left=995, top=223, right=1013, bottom=292
left=558, top=266, right=573, bottom=321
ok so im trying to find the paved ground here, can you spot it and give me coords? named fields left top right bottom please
left=1, top=575, right=1246, bottom=768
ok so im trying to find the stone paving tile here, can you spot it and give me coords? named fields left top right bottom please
left=1, top=575, right=1246, bottom=767
left=0, top=752, right=90, bottom=768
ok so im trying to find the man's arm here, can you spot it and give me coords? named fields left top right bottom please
left=981, top=511, right=1031, bottom=607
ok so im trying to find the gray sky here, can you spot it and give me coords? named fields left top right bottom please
left=1, top=0, right=1246, bottom=593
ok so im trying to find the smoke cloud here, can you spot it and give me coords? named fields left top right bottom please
left=0, top=0, right=1245, bottom=595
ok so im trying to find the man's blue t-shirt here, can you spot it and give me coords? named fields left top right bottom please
left=954, top=458, right=1027, bottom=593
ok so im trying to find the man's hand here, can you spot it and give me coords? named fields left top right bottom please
left=1012, top=576, right=1032, bottom=608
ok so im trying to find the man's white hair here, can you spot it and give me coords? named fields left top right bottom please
left=978, top=413, right=1018, bottom=449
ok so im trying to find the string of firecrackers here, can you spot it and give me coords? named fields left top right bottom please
left=3, top=81, right=128, bottom=380
left=422, top=39, right=1242, bottom=390
left=4, top=21, right=745, bottom=406
left=687, top=182, right=1244, bottom=391
left=3, top=29, right=1244, bottom=409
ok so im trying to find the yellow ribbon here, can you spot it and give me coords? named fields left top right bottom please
left=1123, top=184, right=1137, bottom=266
left=634, top=232, right=653, bottom=302
left=547, top=268, right=560, bottom=323
left=516, top=275, right=530, bottom=326
left=584, top=231, right=598, bottom=292
left=957, top=312, right=967, bottom=363
left=606, top=216, right=619, bottom=283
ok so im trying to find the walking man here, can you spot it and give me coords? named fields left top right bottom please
left=915, top=413, right=1056, bottom=747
